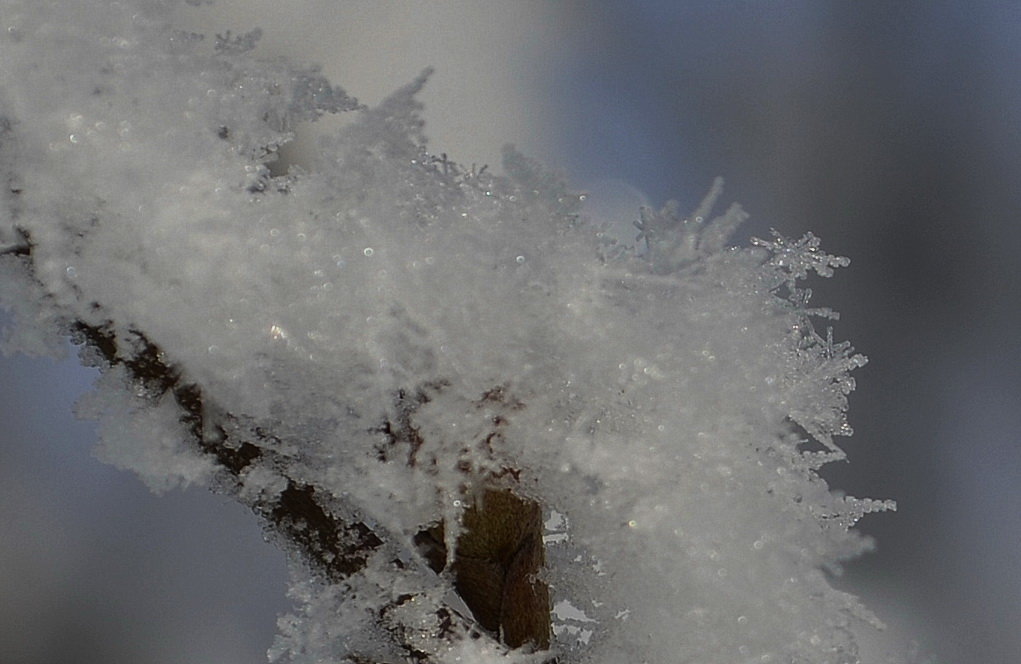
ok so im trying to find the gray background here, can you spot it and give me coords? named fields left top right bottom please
left=3, top=2, right=1018, bottom=662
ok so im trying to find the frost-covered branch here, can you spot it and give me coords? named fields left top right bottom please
left=0, top=2, right=898, bottom=663
left=69, top=317, right=552, bottom=659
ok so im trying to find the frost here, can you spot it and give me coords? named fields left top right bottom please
left=635, top=176, right=749, bottom=272
left=76, top=367, right=217, bottom=493
left=0, top=1, right=900, bottom=663
left=214, top=28, right=262, bottom=54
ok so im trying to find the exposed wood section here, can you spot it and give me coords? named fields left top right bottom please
left=416, top=490, right=551, bottom=650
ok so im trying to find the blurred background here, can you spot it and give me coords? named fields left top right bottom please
left=3, top=2, right=1019, bottom=662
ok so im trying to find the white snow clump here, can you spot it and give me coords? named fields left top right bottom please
left=0, top=2, right=897, bottom=663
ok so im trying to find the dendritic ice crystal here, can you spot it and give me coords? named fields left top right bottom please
left=0, top=2, right=899, bottom=663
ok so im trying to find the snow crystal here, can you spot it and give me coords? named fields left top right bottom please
left=0, top=1, right=899, bottom=662
left=76, top=367, right=217, bottom=493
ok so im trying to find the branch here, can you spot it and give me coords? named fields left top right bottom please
left=69, top=315, right=553, bottom=660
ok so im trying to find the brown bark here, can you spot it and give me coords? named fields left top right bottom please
left=416, top=489, right=551, bottom=650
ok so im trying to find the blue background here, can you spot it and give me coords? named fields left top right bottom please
left=3, top=2, right=1019, bottom=662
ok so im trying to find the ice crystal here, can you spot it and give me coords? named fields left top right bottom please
left=0, top=1, right=897, bottom=662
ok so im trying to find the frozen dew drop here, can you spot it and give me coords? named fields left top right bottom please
left=515, top=255, right=525, bottom=264
left=363, top=247, right=374, bottom=257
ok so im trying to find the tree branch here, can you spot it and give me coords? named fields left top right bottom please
left=69, top=317, right=554, bottom=659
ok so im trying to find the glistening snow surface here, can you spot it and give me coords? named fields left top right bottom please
left=0, top=2, right=896, bottom=663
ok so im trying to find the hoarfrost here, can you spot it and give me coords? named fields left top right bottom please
left=0, top=1, right=900, bottom=662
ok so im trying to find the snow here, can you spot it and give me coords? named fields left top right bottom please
left=0, top=1, right=901, bottom=662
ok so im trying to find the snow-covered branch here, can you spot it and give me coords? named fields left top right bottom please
left=0, top=2, right=897, bottom=663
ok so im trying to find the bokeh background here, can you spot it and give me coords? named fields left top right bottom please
left=3, top=2, right=1019, bottom=662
